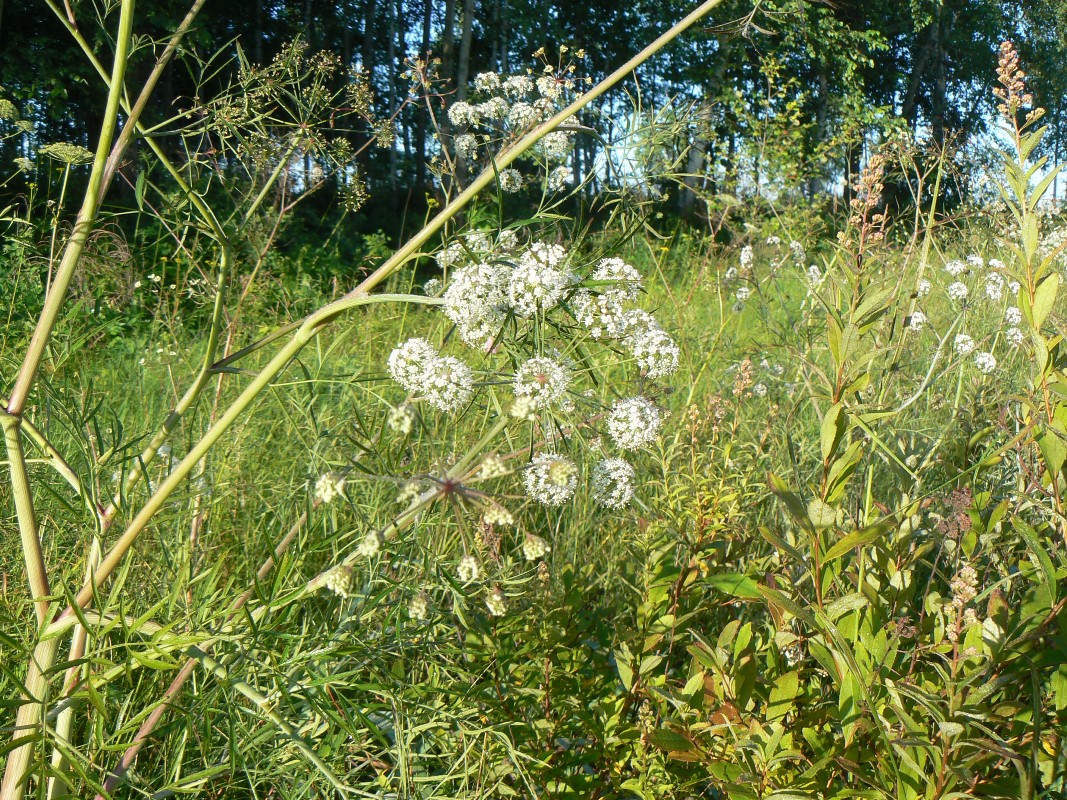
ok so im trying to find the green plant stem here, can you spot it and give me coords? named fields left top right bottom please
left=0, top=0, right=134, bottom=658
left=1, top=414, right=49, bottom=625
left=7, top=1, right=135, bottom=417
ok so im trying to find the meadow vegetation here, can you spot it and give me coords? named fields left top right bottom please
left=1, top=3, right=1067, bottom=800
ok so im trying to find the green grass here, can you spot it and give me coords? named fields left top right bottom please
left=2, top=211, right=1067, bottom=799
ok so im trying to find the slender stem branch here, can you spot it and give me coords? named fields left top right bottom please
left=1, top=414, right=50, bottom=625
left=7, top=2, right=136, bottom=415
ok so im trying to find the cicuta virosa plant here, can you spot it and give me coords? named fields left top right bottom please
left=0, top=1, right=725, bottom=798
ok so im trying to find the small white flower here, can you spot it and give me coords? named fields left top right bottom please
left=502, top=75, right=534, bottom=97
left=524, top=453, right=578, bottom=505
left=443, top=262, right=509, bottom=346
left=607, top=396, right=662, bottom=450
left=454, top=133, right=478, bottom=160
left=536, top=75, right=562, bottom=99
left=387, top=404, right=415, bottom=435
left=498, top=168, right=524, bottom=193
left=483, top=504, right=514, bottom=526
left=740, top=246, right=754, bottom=271
left=537, top=131, right=572, bottom=160
left=323, top=565, right=353, bottom=597
left=474, top=71, right=501, bottom=92
left=448, top=101, right=478, bottom=126
left=591, top=457, right=636, bottom=508
left=622, top=313, right=679, bottom=379
left=908, top=310, right=926, bottom=332
left=974, top=351, right=997, bottom=374
left=314, top=472, right=346, bottom=504
left=766, top=235, right=781, bottom=246
left=593, top=257, right=643, bottom=301
left=485, top=586, right=507, bottom=616
left=514, top=356, right=570, bottom=409
left=1005, top=306, right=1022, bottom=325
left=547, top=165, right=573, bottom=192
left=947, top=282, right=969, bottom=302
left=358, top=531, right=382, bottom=558
left=507, top=243, right=573, bottom=317
left=735, top=286, right=752, bottom=304
left=476, top=96, right=509, bottom=120
left=572, top=290, right=626, bottom=339
left=480, top=454, right=509, bottom=478
left=985, top=272, right=1004, bottom=301
left=753, top=382, right=768, bottom=397
left=807, top=265, right=823, bottom=285
left=988, top=258, right=1007, bottom=270
left=954, top=333, right=976, bottom=356
left=420, top=356, right=475, bottom=412
left=944, top=259, right=967, bottom=276
left=916, top=278, right=932, bottom=298
left=423, top=277, right=443, bottom=296
left=723, top=266, right=739, bottom=284
left=1008, top=280, right=1021, bottom=294
left=522, top=534, right=551, bottom=561
left=511, top=395, right=538, bottom=421
left=967, top=254, right=984, bottom=269
left=458, top=554, right=480, bottom=583
left=388, top=337, right=439, bottom=392
left=789, top=240, right=805, bottom=262
left=408, top=592, right=430, bottom=621
left=1006, top=326, right=1025, bottom=346
left=508, top=102, right=539, bottom=129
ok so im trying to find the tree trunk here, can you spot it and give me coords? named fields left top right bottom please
left=456, top=0, right=476, bottom=100
left=680, top=100, right=713, bottom=214
left=414, top=0, right=432, bottom=192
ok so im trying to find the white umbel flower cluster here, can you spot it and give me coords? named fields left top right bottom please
left=621, top=313, right=679, bottom=379
left=387, top=338, right=474, bottom=412
left=607, top=396, right=662, bottom=450
left=954, top=333, right=976, bottom=356
left=908, top=311, right=926, bottom=332
left=314, top=472, right=345, bottom=504
left=593, top=257, right=643, bottom=301
left=485, top=586, right=508, bottom=616
left=513, top=356, right=570, bottom=409
left=443, top=262, right=509, bottom=345
left=947, top=282, right=969, bottom=302
left=523, top=453, right=578, bottom=505
left=591, top=457, right=636, bottom=508
left=974, top=351, right=997, bottom=374
left=522, top=533, right=551, bottom=561
left=323, top=565, right=353, bottom=597
left=547, top=165, right=573, bottom=192
left=387, top=404, right=415, bottom=434
left=458, top=554, right=480, bottom=583
left=507, top=242, right=573, bottom=317
left=499, top=168, right=524, bottom=193
left=572, top=290, right=626, bottom=339
left=408, top=592, right=430, bottom=620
